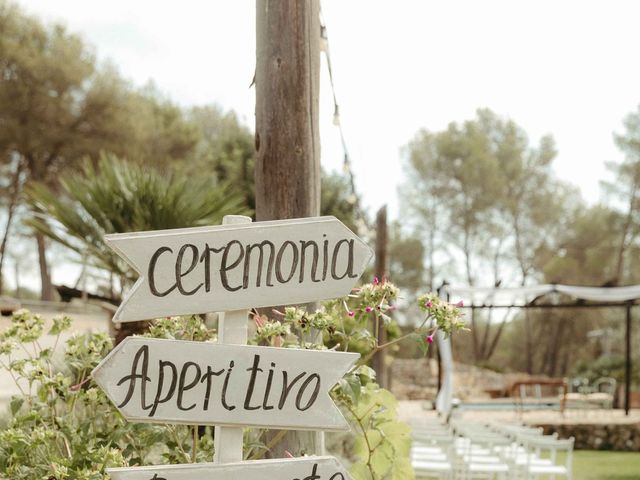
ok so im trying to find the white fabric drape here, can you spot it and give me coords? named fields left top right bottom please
left=435, top=330, right=454, bottom=416
left=445, top=283, right=640, bottom=306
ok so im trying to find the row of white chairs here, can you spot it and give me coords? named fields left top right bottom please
left=409, top=417, right=574, bottom=479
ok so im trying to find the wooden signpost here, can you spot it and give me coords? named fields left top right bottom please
left=92, top=337, right=358, bottom=430
left=95, top=215, right=368, bottom=479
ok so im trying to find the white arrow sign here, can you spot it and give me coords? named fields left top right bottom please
left=106, top=216, right=373, bottom=322
left=107, top=456, right=351, bottom=480
left=92, top=337, right=358, bottom=431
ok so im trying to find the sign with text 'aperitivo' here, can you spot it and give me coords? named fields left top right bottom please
left=92, top=337, right=358, bottom=431
left=107, top=456, right=352, bottom=480
left=106, top=216, right=374, bottom=322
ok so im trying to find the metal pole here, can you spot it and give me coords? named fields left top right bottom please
left=625, top=302, right=632, bottom=416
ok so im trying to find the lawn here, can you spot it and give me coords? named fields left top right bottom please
left=569, top=451, right=640, bottom=479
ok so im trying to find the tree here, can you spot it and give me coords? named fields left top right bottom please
left=27, top=154, right=251, bottom=342
left=0, top=2, right=199, bottom=298
left=604, top=105, right=640, bottom=285
left=187, top=105, right=255, bottom=211
left=26, top=154, right=251, bottom=289
left=402, top=109, right=575, bottom=362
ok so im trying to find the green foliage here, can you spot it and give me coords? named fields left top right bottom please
left=401, top=108, right=578, bottom=364
left=26, top=154, right=250, bottom=286
left=187, top=105, right=256, bottom=211
left=0, top=284, right=466, bottom=479
left=251, top=281, right=466, bottom=479
left=321, top=171, right=362, bottom=235
left=0, top=311, right=219, bottom=479
left=574, top=354, right=640, bottom=387
left=340, top=383, right=414, bottom=480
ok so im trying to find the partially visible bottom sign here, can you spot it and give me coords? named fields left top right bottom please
left=107, top=456, right=351, bottom=480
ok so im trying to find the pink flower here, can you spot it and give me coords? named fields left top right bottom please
left=348, top=311, right=355, bottom=317
left=425, top=300, right=433, bottom=308
left=426, top=334, right=434, bottom=344
left=365, top=306, right=373, bottom=313
left=455, top=300, right=464, bottom=307
left=373, top=276, right=380, bottom=285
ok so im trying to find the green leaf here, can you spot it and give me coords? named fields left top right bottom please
left=10, top=397, right=24, bottom=415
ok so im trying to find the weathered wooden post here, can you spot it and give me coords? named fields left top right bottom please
left=372, top=205, right=388, bottom=388
left=255, top=0, right=320, bottom=222
left=255, top=0, right=322, bottom=457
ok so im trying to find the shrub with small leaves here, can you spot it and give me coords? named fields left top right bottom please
left=0, top=311, right=215, bottom=479
left=0, top=283, right=466, bottom=480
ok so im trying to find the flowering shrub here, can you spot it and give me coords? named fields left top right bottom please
left=0, top=312, right=215, bottom=479
left=0, top=283, right=466, bottom=480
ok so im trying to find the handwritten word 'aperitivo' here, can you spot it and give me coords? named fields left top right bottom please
left=117, top=347, right=321, bottom=417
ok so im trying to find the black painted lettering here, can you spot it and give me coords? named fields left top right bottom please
left=322, top=235, right=329, bottom=280
left=262, top=362, right=276, bottom=410
left=148, top=247, right=177, bottom=297
left=175, top=244, right=203, bottom=295
left=150, top=360, right=178, bottom=417
left=329, top=473, right=345, bottom=480
left=302, top=463, right=321, bottom=480
left=200, top=365, right=224, bottom=411
left=116, top=345, right=151, bottom=410
left=278, top=371, right=306, bottom=409
left=177, top=361, right=201, bottom=411
left=244, top=354, right=263, bottom=411
left=200, top=244, right=224, bottom=292
left=221, top=241, right=244, bottom=291
left=331, top=239, right=357, bottom=280
left=244, top=241, right=275, bottom=288
left=221, top=361, right=236, bottom=410
left=295, top=373, right=320, bottom=411
left=275, top=240, right=299, bottom=283
left=299, top=240, right=320, bottom=283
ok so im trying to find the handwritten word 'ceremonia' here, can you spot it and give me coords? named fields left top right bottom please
left=116, top=347, right=323, bottom=417
left=146, top=236, right=358, bottom=297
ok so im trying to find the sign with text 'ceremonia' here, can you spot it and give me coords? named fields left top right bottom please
left=106, top=216, right=373, bottom=322
left=92, top=337, right=358, bottom=430
left=107, top=456, right=352, bottom=480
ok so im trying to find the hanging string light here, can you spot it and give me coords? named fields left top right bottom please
left=319, top=5, right=370, bottom=235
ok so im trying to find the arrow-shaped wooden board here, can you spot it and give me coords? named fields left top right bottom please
left=106, top=216, right=373, bottom=322
left=107, top=456, right=351, bottom=480
left=92, top=337, right=358, bottom=431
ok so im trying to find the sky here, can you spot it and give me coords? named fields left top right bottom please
left=11, top=0, right=640, bottom=288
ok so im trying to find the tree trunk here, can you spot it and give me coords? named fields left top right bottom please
left=0, top=160, right=24, bottom=294
left=523, top=310, right=533, bottom=374
left=255, top=0, right=321, bottom=458
left=36, top=231, right=54, bottom=301
left=614, top=184, right=636, bottom=285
